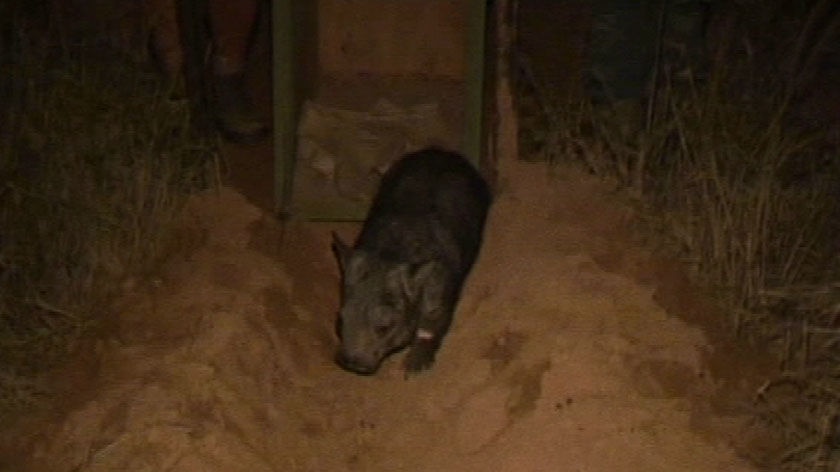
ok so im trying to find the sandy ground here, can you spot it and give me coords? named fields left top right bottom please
left=0, top=156, right=776, bottom=471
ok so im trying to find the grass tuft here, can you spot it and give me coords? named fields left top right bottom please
left=518, top=1, right=840, bottom=469
left=0, top=8, right=218, bottom=418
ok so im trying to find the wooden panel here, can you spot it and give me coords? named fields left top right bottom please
left=317, top=0, right=467, bottom=78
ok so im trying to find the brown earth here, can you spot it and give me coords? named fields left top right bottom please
left=0, top=155, right=779, bottom=471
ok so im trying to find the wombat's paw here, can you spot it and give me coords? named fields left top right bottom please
left=404, top=342, right=437, bottom=376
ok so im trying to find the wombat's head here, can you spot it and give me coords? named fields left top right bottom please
left=332, top=233, right=435, bottom=375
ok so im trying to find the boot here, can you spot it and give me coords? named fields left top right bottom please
left=211, top=70, right=270, bottom=144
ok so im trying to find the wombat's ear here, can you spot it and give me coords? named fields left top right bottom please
left=331, top=232, right=352, bottom=274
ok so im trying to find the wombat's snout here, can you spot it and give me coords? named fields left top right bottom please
left=335, top=351, right=379, bottom=376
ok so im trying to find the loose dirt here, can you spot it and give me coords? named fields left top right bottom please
left=2, top=158, right=773, bottom=471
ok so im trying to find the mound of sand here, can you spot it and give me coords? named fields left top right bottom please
left=9, top=160, right=758, bottom=471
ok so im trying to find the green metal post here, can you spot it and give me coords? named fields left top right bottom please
left=272, top=0, right=296, bottom=217
left=465, top=0, right=488, bottom=164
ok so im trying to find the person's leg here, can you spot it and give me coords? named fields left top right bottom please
left=208, top=0, right=258, bottom=75
left=146, top=0, right=183, bottom=83
left=208, top=0, right=269, bottom=143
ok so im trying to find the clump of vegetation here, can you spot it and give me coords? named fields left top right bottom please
left=519, top=0, right=840, bottom=470
left=0, top=5, right=218, bottom=417
left=755, top=284, right=840, bottom=470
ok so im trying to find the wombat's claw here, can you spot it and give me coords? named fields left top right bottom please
left=403, top=343, right=436, bottom=377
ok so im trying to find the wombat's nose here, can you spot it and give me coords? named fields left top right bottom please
left=335, top=351, right=378, bottom=375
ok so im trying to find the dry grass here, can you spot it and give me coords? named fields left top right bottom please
left=518, top=1, right=840, bottom=470
left=754, top=284, right=840, bottom=470
left=653, top=76, right=834, bottom=311
left=0, top=9, right=218, bottom=417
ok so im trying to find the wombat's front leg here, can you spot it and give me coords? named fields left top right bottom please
left=403, top=317, right=448, bottom=374
left=404, top=270, right=458, bottom=375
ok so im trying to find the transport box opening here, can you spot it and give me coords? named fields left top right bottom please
left=272, top=0, right=490, bottom=220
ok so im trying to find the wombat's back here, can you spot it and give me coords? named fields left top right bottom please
left=357, top=148, right=491, bottom=271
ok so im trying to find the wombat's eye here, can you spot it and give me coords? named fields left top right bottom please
left=374, top=322, right=394, bottom=336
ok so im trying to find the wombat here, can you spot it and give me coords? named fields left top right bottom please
left=332, top=147, right=491, bottom=375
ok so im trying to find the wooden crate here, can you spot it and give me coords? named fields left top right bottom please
left=272, top=0, right=490, bottom=220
